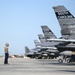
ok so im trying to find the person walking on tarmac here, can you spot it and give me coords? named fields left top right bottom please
left=4, top=43, right=9, bottom=64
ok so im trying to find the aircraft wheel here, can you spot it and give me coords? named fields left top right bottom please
left=66, top=59, right=70, bottom=63
left=58, top=59, right=63, bottom=63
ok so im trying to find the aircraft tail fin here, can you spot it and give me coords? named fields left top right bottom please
left=53, top=6, right=75, bottom=39
left=25, top=46, right=31, bottom=53
left=41, top=25, right=57, bottom=39
left=38, top=34, right=46, bottom=43
left=34, top=40, right=40, bottom=47
left=53, top=5, right=74, bottom=20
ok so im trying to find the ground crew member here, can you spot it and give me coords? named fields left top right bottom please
left=4, top=43, right=9, bottom=64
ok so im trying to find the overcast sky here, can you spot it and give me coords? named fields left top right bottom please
left=0, top=0, right=75, bottom=55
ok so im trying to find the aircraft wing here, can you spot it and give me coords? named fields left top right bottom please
left=47, top=38, right=75, bottom=43
left=37, top=46, right=57, bottom=49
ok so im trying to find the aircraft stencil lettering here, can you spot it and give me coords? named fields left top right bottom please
left=55, top=11, right=74, bottom=19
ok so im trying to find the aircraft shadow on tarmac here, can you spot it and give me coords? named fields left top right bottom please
left=37, top=59, right=75, bottom=66
left=57, top=70, right=75, bottom=73
left=50, top=63, right=75, bottom=66
left=39, top=62, right=75, bottom=66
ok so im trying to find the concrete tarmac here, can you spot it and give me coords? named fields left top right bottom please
left=0, top=58, right=75, bottom=75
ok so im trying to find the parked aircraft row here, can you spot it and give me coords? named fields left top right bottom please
left=25, top=5, right=75, bottom=63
